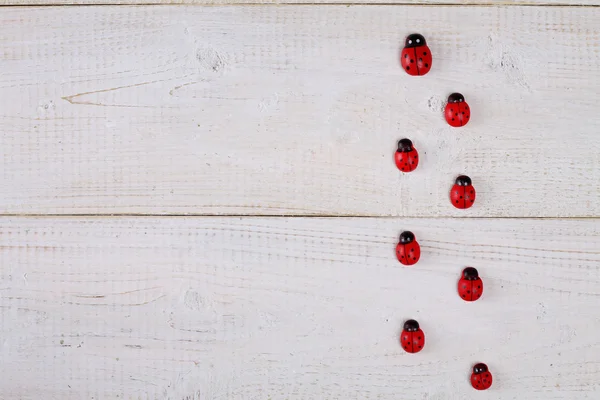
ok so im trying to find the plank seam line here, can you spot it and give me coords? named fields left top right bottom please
left=0, top=214, right=598, bottom=220
left=0, top=3, right=599, bottom=7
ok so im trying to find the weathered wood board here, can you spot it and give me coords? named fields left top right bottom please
left=1, top=0, right=599, bottom=5
left=1, top=6, right=599, bottom=217
left=1, top=217, right=599, bottom=399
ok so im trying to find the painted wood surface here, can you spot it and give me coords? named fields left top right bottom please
left=1, top=217, right=599, bottom=399
left=2, top=0, right=600, bottom=5
left=1, top=6, right=599, bottom=217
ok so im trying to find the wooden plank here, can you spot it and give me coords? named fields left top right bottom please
left=1, top=217, right=599, bottom=399
left=2, top=0, right=600, bottom=5
left=1, top=6, right=599, bottom=217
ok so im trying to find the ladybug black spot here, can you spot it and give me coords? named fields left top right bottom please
left=418, top=336, right=421, bottom=339
left=406, top=66, right=410, bottom=71
left=425, top=63, right=429, bottom=67
left=423, top=52, right=427, bottom=56
left=466, top=115, right=469, bottom=118
left=451, top=118, right=455, bottom=121
left=467, top=290, right=470, bottom=293
left=470, top=199, right=474, bottom=203
left=455, top=113, right=458, bottom=116
left=412, top=257, right=416, bottom=260
left=418, top=345, right=422, bottom=348
left=419, top=58, right=423, bottom=62
left=460, top=196, right=463, bottom=199
left=410, top=249, right=414, bottom=252
left=455, top=200, right=459, bottom=204
left=470, top=190, right=474, bottom=194
left=463, top=285, right=466, bottom=289
left=410, top=59, right=414, bottom=63
left=478, top=285, right=481, bottom=289
left=405, top=54, right=408, bottom=59
left=462, top=295, right=466, bottom=298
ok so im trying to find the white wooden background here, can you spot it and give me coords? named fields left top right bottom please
left=1, top=6, right=599, bottom=217
left=0, top=3, right=599, bottom=400
left=2, top=218, right=600, bottom=399
left=2, top=0, right=600, bottom=5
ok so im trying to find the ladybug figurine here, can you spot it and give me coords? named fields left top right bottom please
left=458, top=267, right=483, bottom=302
left=396, top=231, right=421, bottom=266
left=450, top=175, right=476, bottom=209
left=444, top=93, right=471, bottom=127
left=400, top=319, right=425, bottom=354
left=400, top=34, right=432, bottom=76
left=394, top=139, right=419, bottom=172
left=471, top=363, right=493, bottom=390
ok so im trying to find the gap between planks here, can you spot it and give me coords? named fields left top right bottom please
left=0, top=214, right=599, bottom=219
left=1, top=3, right=600, bottom=6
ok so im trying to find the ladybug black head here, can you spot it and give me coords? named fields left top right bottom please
left=473, top=363, right=488, bottom=374
left=399, top=231, right=415, bottom=244
left=448, top=93, right=465, bottom=103
left=455, top=175, right=472, bottom=186
left=405, top=34, right=426, bottom=48
left=403, top=319, right=420, bottom=332
left=397, top=139, right=414, bottom=153
left=462, top=267, right=479, bottom=281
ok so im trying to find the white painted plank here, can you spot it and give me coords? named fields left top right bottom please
left=2, top=0, right=599, bottom=5
left=1, top=6, right=599, bottom=217
left=1, top=217, right=599, bottom=399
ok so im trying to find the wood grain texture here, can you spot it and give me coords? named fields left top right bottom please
left=1, top=217, right=599, bottom=399
left=1, top=6, right=600, bottom=217
left=2, top=0, right=600, bottom=5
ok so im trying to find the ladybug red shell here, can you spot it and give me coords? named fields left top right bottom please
left=471, top=363, right=493, bottom=390
left=396, top=231, right=420, bottom=266
left=400, top=319, right=425, bottom=354
left=458, top=267, right=483, bottom=302
left=450, top=175, right=476, bottom=209
left=394, top=139, right=419, bottom=172
left=445, top=93, right=471, bottom=127
left=400, top=34, right=432, bottom=76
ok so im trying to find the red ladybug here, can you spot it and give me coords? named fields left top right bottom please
left=400, top=319, right=425, bottom=354
left=394, top=139, right=419, bottom=172
left=445, top=93, right=471, bottom=127
left=471, top=363, right=493, bottom=390
left=457, top=267, right=483, bottom=302
left=400, top=34, right=432, bottom=76
left=450, top=175, right=476, bottom=209
left=396, top=231, right=420, bottom=266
